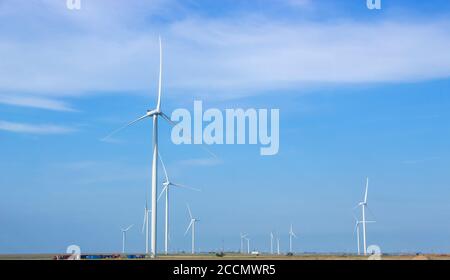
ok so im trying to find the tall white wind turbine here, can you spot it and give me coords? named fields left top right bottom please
left=185, top=204, right=199, bottom=254
left=158, top=153, right=200, bottom=255
left=121, top=224, right=133, bottom=254
left=356, top=177, right=372, bottom=256
left=288, top=224, right=297, bottom=253
left=104, top=37, right=171, bottom=257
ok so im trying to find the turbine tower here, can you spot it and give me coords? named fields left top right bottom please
left=270, top=232, right=274, bottom=254
left=277, top=238, right=280, bottom=255
left=158, top=153, right=200, bottom=255
left=104, top=37, right=171, bottom=257
left=288, top=224, right=297, bottom=253
left=356, top=177, right=371, bottom=256
left=245, top=237, right=250, bottom=254
left=185, top=204, right=199, bottom=254
left=121, top=224, right=133, bottom=254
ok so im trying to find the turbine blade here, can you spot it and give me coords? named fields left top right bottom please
left=160, top=112, right=176, bottom=126
left=156, top=36, right=162, bottom=111
left=171, top=182, right=200, bottom=192
left=186, top=204, right=193, bottom=219
left=353, top=221, right=359, bottom=235
left=184, top=220, right=194, bottom=236
left=366, top=204, right=377, bottom=220
left=125, top=224, right=134, bottom=231
left=157, top=185, right=168, bottom=202
left=141, top=209, right=147, bottom=234
left=102, top=114, right=149, bottom=140
left=158, top=151, right=169, bottom=183
left=364, top=177, right=369, bottom=203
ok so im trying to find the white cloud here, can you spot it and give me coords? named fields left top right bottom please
left=0, top=1, right=450, bottom=103
left=0, top=120, right=76, bottom=134
left=0, top=94, right=75, bottom=111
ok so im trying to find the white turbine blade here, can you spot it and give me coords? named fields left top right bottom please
left=366, top=204, right=377, bottom=220
left=141, top=210, right=147, bottom=234
left=184, top=220, right=194, bottom=236
left=156, top=36, right=162, bottom=111
left=125, top=224, right=134, bottom=232
left=186, top=204, right=193, bottom=219
left=364, top=177, right=369, bottom=203
left=157, top=184, right=168, bottom=202
left=102, top=114, right=150, bottom=140
left=171, top=182, right=201, bottom=192
left=353, top=221, right=359, bottom=235
left=160, top=112, right=176, bottom=126
left=158, top=151, right=169, bottom=183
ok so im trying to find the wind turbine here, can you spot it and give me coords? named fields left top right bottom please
left=288, top=224, right=297, bottom=253
left=121, top=224, right=133, bottom=254
left=270, top=232, right=274, bottom=254
left=353, top=216, right=376, bottom=255
left=240, top=233, right=248, bottom=254
left=356, top=177, right=372, bottom=256
left=184, top=204, right=199, bottom=254
left=277, top=237, right=280, bottom=255
left=158, top=153, right=200, bottom=255
left=141, top=202, right=151, bottom=253
left=104, top=37, right=171, bottom=257
left=245, top=237, right=250, bottom=254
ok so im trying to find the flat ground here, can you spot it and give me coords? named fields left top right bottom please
left=1, top=254, right=449, bottom=260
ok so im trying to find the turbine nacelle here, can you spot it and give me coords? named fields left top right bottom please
left=147, top=109, right=160, bottom=116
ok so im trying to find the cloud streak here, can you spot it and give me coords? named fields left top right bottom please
left=0, top=94, right=75, bottom=111
left=0, top=120, right=76, bottom=135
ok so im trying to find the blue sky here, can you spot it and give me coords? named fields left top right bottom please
left=1, top=0, right=450, bottom=254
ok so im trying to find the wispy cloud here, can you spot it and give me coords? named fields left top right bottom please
left=1, top=1, right=450, bottom=100
left=0, top=94, right=76, bottom=112
left=0, top=120, right=76, bottom=135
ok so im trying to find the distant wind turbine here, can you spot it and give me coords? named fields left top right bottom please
left=353, top=216, right=375, bottom=255
left=288, top=224, right=297, bottom=253
left=158, top=153, right=200, bottom=255
left=121, top=224, right=133, bottom=254
left=277, top=238, right=280, bottom=255
left=270, top=232, right=274, bottom=254
left=240, top=233, right=248, bottom=254
left=355, top=177, right=374, bottom=256
left=245, top=237, right=250, bottom=254
left=185, top=204, right=199, bottom=254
